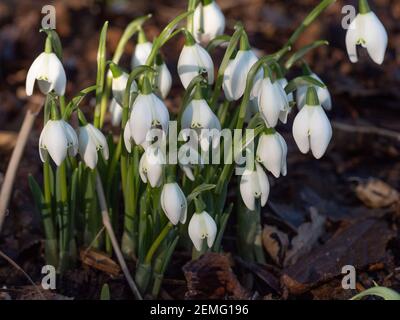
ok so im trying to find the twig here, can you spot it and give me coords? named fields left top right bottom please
left=95, top=172, right=143, bottom=300
left=332, top=121, right=400, bottom=141
left=0, top=101, right=43, bottom=233
left=0, top=250, right=46, bottom=300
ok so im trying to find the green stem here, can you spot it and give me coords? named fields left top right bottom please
left=283, top=0, right=336, bottom=53
left=359, top=0, right=371, bottom=14
left=144, top=222, right=173, bottom=264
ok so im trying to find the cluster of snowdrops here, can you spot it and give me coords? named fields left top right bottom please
left=25, top=0, right=387, bottom=297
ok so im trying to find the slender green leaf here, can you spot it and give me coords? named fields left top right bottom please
left=351, top=287, right=400, bottom=300
left=100, top=283, right=111, bottom=300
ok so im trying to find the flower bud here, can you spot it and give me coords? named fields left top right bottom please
left=161, top=183, right=187, bottom=225
left=78, top=123, right=109, bottom=169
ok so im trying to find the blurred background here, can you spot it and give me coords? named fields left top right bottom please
left=0, top=0, right=399, bottom=299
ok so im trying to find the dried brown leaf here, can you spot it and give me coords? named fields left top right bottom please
left=355, top=179, right=399, bottom=209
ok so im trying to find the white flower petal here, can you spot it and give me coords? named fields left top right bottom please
left=47, top=53, right=66, bottom=96
left=177, top=44, right=214, bottom=88
left=193, top=1, right=225, bottom=44
left=188, top=213, right=204, bottom=251
left=292, top=105, right=312, bottom=154
left=131, top=42, right=153, bottom=68
left=129, top=94, right=153, bottom=146
left=255, top=163, right=270, bottom=207
left=240, top=168, right=257, bottom=211
left=362, top=12, right=388, bottom=65
left=309, top=106, right=332, bottom=159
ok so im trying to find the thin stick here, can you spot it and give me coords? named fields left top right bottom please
left=0, top=250, right=46, bottom=300
left=0, top=102, right=43, bottom=233
left=332, top=121, right=400, bottom=141
left=95, top=173, right=143, bottom=300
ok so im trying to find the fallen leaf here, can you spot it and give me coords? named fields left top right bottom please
left=183, top=253, right=250, bottom=299
left=284, top=208, right=325, bottom=266
left=262, top=225, right=288, bottom=266
left=355, top=179, right=399, bottom=209
left=281, top=219, right=395, bottom=295
left=80, top=248, right=121, bottom=276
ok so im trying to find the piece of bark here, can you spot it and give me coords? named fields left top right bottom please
left=281, top=219, right=395, bottom=295
left=183, top=253, right=250, bottom=300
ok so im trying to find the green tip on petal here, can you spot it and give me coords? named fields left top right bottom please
left=305, top=86, right=320, bottom=106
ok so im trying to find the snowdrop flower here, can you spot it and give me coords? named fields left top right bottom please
left=109, top=98, right=123, bottom=127
left=139, top=146, right=165, bottom=188
left=193, top=0, right=225, bottom=44
left=296, top=72, right=331, bottom=111
left=78, top=123, right=109, bottom=169
left=188, top=211, right=217, bottom=251
left=155, top=56, right=172, bottom=99
left=128, top=77, right=169, bottom=148
left=181, top=87, right=221, bottom=151
left=39, top=120, right=78, bottom=166
left=161, top=183, right=187, bottom=225
left=345, top=0, right=388, bottom=65
left=177, top=33, right=214, bottom=88
left=240, top=162, right=270, bottom=211
left=292, top=87, right=332, bottom=159
left=256, top=130, right=287, bottom=178
left=26, top=51, right=66, bottom=96
left=131, top=30, right=153, bottom=68
left=223, top=38, right=262, bottom=101
left=110, top=63, right=137, bottom=106
left=258, top=77, right=290, bottom=127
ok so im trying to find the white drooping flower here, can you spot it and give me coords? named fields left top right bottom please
left=109, top=98, right=123, bottom=127
left=193, top=0, right=225, bottom=44
left=292, top=88, right=332, bottom=159
left=128, top=90, right=169, bottom=148
left=139, top=146, right=165, bottom=188
left=181, top=97, right=221, bottom=151
left=131, top=41, right=153, bottom=68
left=177, top=40, right=214, bottom=88
left=258, top=77, right=290, bottom=127
left=161, top=183, right=187, bottom=225
left=111, top=70, right=137, bottom=106
left=155, top=61, right=172, bottom=99
left=345, top=10, right=388, bottom=65
left=223, top=49, right=262, bottom=101
left=26, top=52, right=66, bottom=96
left=296, top=73, right=332, bottom=111
left=188, top=211, right=217, bottom=251
left=256, top=131, right=287, bottom=178
left=78, top=124, right=109, bottom=169
left=240, top=162, right=270, bottom=211
left=39, top=120, right=78, bottom=166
